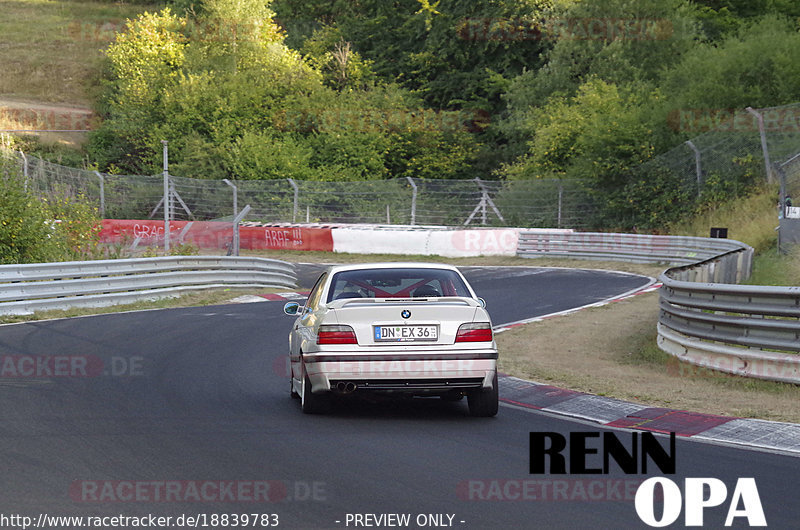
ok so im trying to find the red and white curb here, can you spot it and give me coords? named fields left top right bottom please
left=500, top=375, right=800, bottom=456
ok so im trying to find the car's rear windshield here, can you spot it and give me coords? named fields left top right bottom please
left=327, top=268, right=472, bottom=302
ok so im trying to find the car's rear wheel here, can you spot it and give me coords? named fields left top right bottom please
left=467, top=372, right=499, bottom=417
left=301, top=362, right=332, bottom=414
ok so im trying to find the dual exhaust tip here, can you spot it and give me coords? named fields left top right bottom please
left=335, top=381, right=358, bottom=394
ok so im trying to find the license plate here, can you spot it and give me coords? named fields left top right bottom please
left=374, top=325, right=438, bottom=342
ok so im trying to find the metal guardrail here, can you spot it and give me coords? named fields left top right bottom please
left=518, top=230, right=800, bottom=384
left=0, top=256, right=296, bottom=315
left=658, top=247, right=800, bottom=384
left=517, top=231, right=747, bottom=265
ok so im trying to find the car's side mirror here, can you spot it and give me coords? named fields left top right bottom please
left=477, top=297, right=487, bottom=308
left=284, top=301, right=302, bottom=315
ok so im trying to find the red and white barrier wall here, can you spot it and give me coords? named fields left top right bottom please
left=330, top=227, right=525, bottom=257
left=100, top=220, right=571, bottom=257
left=100, top=220, right=333, bottom=252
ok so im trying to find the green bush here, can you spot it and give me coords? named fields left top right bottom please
left=0, top=159, right=101, bottom=264
left=43, top=195, right=103, bottom=260
left=0, top=171, right=55, bottom=264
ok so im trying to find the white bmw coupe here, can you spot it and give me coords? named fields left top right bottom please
left=283, top=263, right=499, bottom=416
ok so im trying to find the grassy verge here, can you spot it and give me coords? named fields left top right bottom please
left=496, top=291, right=800, bottom=423
left=747, top=246, right=800, bottom=286
left=0, top=287, right=279, bottom=325
left=0, top=0, right=156, bottom=106
left=669, top=185, right=780, bottom=254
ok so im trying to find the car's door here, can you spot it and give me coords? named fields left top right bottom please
left=291, top=272, right=328, bottom=380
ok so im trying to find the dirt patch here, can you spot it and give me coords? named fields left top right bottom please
left=496, top=291, right=800, bottom=424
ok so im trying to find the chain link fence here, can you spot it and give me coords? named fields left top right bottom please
left=6, top=101, right=800, bottom=249
left=634, top=103, right=800, bottom=190
left=6, top=149, right=595, bottom=232
left=624, top=103, right=800, bottom=247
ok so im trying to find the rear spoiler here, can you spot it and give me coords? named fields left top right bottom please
left=329, top=296, right=478, bottom=309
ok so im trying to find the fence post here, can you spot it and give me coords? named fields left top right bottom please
left=19, top=150, right=28, bottom=191
left=231, top=205, right=251, bottom=256
left=223, top=179, right=239, bottom=253
left=557, top=182, right=563, bottom=229
left=288, top=178, right=299, bottom=223
left=746, top=107, right=774, bottom=184
left=223, top=179, right=238, bottom=217
left=686, top=140, right=702, bottom=196
left=406, top=176, right=417, bottom=225
left=94, top=170, right=105, bottom=217
left=161, top=140, right=170, bottom=252
left=464, top=178, right=505, bottom=226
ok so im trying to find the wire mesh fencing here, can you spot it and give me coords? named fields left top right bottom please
left=5, top=148, right=596, bottom=231
left=8, top=98, right=799, bottom=250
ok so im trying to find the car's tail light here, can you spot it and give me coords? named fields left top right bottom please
left=317, top=325, right=358, bottom=344
left=455, top=322, right=493, bottom=342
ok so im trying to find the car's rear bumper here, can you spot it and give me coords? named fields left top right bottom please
left=302, top=351, right=497, bottom=394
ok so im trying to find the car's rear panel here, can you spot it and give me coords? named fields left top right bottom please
left=303, top=297, right=497, bottom=394
left=330, top=297, right=480, bottom=346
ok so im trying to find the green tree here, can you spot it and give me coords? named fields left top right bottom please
left=499, top=78, right=656, bottom=184
left=661, top=15, right=800, bottom=111
left=274, top=0, right=552, bottom=114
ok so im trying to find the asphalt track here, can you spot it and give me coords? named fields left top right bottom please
left=0, top=265, right=797, bottom=529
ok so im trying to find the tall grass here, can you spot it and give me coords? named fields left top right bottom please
left=669, top=185, right=780, bottom=253
left=0, top=0, right=157, bottom=105
left=670, top=184, right=800, bottom=286
left=748, top=247, right=800, bottom=286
